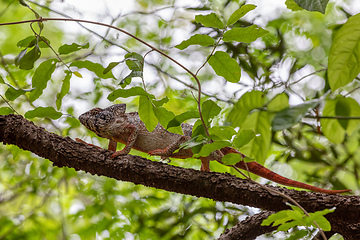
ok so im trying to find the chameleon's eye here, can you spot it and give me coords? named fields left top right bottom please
left=98, top=113, right=107, bottom=120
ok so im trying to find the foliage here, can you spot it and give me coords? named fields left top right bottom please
left=0, top=0, right=359, bottom=239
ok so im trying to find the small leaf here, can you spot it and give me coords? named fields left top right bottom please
left=175, top=34, right=215, bottom=50
left=17, top=45, right=41, bottom=70
left=208, top=51, right=241, bottom=83
left=223, top=25, right=269, bottom=43
left=152, top=97, right=169, bottom=107
left=58, top=42, right=89, bottom=55
left=272, top=99, right=322, bottom=131
left=321, top=99, right=345, bottom=143
left=103, top=62, right=120, bottom=74
left=120, top=70, right=143, bottom=85
left=56, top=71, right=72, bottom=110
left=139, top=95, right=158, bottom=132
left=285, top=0, right=303, bottom=11
left=0, top=107, right=15, bottom=115
left=221, top=153, right=242, bottom=165
left=29, top=59, right=58, bottom=102
left=335, top=97, right=351, bottom=129
left=233, top=129, right=255, bottom=149
left=202, top=99, right=221, bottom=123
left=17, top=36, right=36, bottom=48
left=167, top=111, right=200, bottom=129
left=328, top=13, right=360, bottom=90
left=209, top=126, right=237, bottom=141
left=294, top=0, right=329, bottom=13
left=70, top=60, right=114, bottom=79
left=125, top=52, right=144, bottom=71
left=195, top=13, right=225, bottom=29
left=73, top=71, right=82, bottom=78
left=5, top=85, right=30, bottom=101
left=107, top=86, right=153, bottom=101
left=25, top=107, right=62, bottom=119
left=227, top=4, right=256, bottom=26
left=193, top=141, right=231, bottom=158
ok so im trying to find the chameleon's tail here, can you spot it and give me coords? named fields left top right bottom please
left=222, top=147, right=351, bottom=194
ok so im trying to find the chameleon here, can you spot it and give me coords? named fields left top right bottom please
left=77, top=104, right=351, bottom=194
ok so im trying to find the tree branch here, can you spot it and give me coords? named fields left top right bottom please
left=0, top=114, right=359, bottom=239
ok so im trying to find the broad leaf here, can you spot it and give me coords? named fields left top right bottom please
left=267, top=92, right=289, bottom=112
left=138, top=95, right=158, bottom=132
left=5, top=85, right=27, bottom=101
left=195, top=13, right=225, bottom=29
left=17, top=36, right=36, bottom=48
left=29, top=59, right=58, bottom=102
left=208, top=51, right=241, bottom=83
left=70, top=60, right=114, bottom=79
left=223, top=25, right=269, bottom=43
left=209, top=126, right=237, bottom=141
left=0, top=107, right=14, bottom=115
left=227, top=4, right=256, bottom=26
left=107, top=86, right=153, bottom=101
left=227, top=91, right=265, bottom=127
left=294, top=0, right=329, bottom=13
left=153, top=106, right=182, bottom=134
left=202, top=99, right=221, bottom=124
left=285, top=0, right=303, bottom=11
left=221, top=153, right=242, bottom=165
left=321, top=99, right=345, bottom=143
left=193, top=141, right=231, bottom=158
left=175, top=34, right=214, bottom=50
left=125, top=52, right=144, bottom=71
left=103, top=62, right=120, bottom=74
left=58, top=42, right=89, bottom=55
left=233, top=129, right=255, bottom=149
left=25, top=107, right=62, bottom=120
left=167, top=111, right=200, bottom=129
left=15, top=44, right=41, bottom=70
left=328, top=13, right=360, bottom=90
left=240, top=111, right=271, bottom=164
left=272, top=99, right=321, bottom=131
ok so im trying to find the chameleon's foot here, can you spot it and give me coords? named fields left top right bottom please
left=148, top=148, right=171, bottom=157
left=200, top=158, right=211, bottom=172
left=160, top=156, right=171, bottom=163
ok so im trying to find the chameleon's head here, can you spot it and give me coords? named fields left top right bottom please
left=79, top=104, right=126, bottom=138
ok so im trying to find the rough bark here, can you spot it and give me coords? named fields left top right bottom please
left=0, top=114, right=359, bottom=239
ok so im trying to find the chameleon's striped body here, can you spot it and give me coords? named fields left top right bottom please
left=78, top=104, right=351, bottom=194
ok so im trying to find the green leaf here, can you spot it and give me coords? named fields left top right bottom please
left=138, top=95, right=158, bottom=132
left=16, top=45, right=41, bottom=70
left=125, top=52, right=144, bottom=71
left=0, top=107, right=14, bottom=115
left=233, top=129, right=255, bottom=149
left=5, top=85, right=27, bottom=101
left=321, top=99, right=345, bottom=143
left=294, top=0, right=329, bottom=13
left=272, top=99, right=321, bottom=131
left=335, top=97, right=351, bottom=129
left=153, top=106, right=182, bottom=134
left=152, top=97, right=169, bottom=107
left=103, top=62, right=120, bottom=74
left=208, top=51, right=241, bottom=83
left=175, top=34, right=215, bottom=50
left=202, top=99, right=221, bottom=124
left=25, top=107, right=62, bottom=119
left=227, top=91, right=265, bottom=127
left=223, top=25, right=269, bottom=43
left=70, top=60, right=114, bottom=79
left=167, top=111, right=200, bottom=129
left=195, top=13, right=225, bottom=29
left=221, top=153, right=242, bottom=165
left=328, top=13, right=360, bottom=90
left=29, top=59, right=58, bottom=102
left=227, top=4, right=256, bottom=26
left=285, top=0, right=303, bottom=11
left=267, top=92, right=289, bottom=112
left=17, top=36, right=36, bottom=48
left=209, top=126, right=237, bottom=141
left=193, top=141, right=231, bottom=158
left=107, top=86, right=153, bottom=101
left=240, top=111, right=271, bottom=164
left=120, top=70, right=143, bottom=85
left=58, top=42, right=89, bottom=55
left=56, top=71, right=72, bottom=110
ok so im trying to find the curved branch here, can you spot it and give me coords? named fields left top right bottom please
left=0, top=114, right=359, bottom=239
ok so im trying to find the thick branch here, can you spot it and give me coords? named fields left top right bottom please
left=0, top=114, right=359, bottom=239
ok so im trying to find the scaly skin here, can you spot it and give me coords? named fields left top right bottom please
left=77, top=104, right=351, bottom=194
